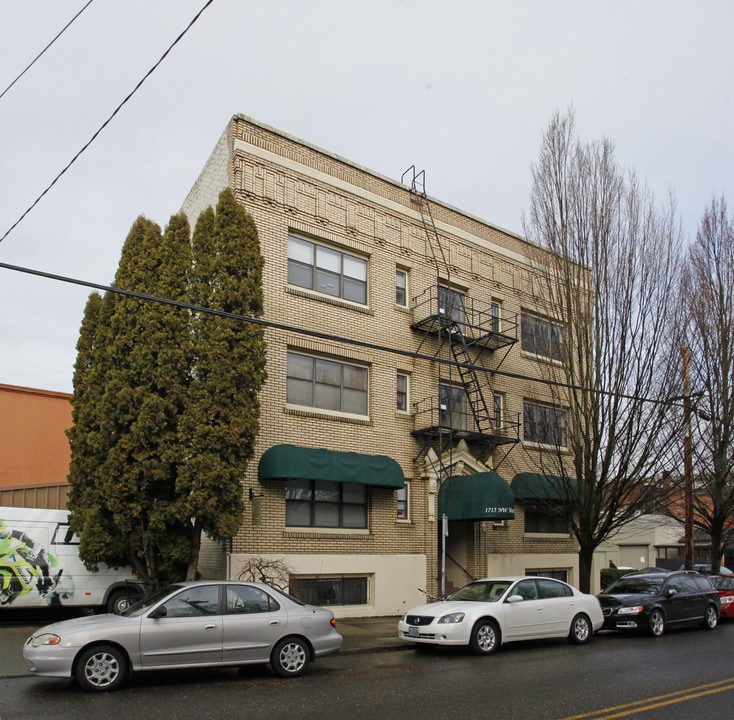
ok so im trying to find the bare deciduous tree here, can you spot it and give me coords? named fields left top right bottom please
left=236, top=556, right=293, bottom=593
left=680, top=196, right=734, bottom=573
left=523, top=108, right=683, bottom=591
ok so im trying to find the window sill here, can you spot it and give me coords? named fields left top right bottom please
left=285, top=285, right=374, bottom=315
left=284, top=404, right=372, bottom=426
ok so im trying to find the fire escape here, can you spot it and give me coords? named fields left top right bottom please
left=402, top=167, right=521, bottom=472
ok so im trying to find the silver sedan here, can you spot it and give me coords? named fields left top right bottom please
left=23, top=580, right=343, bottom=692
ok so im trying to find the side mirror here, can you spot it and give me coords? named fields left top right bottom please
left=149, top=605, right=168, bottom=619
left=666, top=588, right=678, bottom=598
left=506, top=594, right=524, bottom=603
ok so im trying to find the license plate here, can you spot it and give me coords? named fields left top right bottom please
left=409, top=626, right=419, bottom=638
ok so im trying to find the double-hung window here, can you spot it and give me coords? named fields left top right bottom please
left=288, top=235, right=367, bottom=304
left=396, top=373, right=409, bottom=412
left=521, top=311, right=564, bottom=362
left=523, top=400, right=567, bottom=448
left=395, top=269, right=407, bottom=306
left=287, top=352, right=368, bottom=416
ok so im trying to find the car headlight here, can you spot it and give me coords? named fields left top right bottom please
left=720, top=596, right=734, bottom=605
left=616, top=606, right=644, bottom=616
left=31, top=634, right=61, bottom=648
left=438, top=612, right=465, bottom=624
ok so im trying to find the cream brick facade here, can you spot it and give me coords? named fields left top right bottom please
left=182, top=115, right=579, bottom=617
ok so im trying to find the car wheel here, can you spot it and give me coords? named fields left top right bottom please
left=106, top=589, right=143, bottom=615
left=702, top=604, right=719, bottom=630
left=75, top=644, right=127, bottom=692
left=648, top=609, right=665, bottom=637
left=469, top=618, right=500, bottom=655
left=568, top=613, right=592, bottom=644
left=270, top=637, right=310, bottom=678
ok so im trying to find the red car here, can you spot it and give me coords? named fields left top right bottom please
left=709, top=575, right=734, bottom=619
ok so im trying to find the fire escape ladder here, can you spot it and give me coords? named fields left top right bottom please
left=449, top=329, right=494, bottom=435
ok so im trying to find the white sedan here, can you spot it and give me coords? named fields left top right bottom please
left=398, top=576, right=603, bottom=655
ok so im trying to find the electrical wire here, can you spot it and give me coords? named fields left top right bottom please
left=0, top=0, right=216, bottom=246
left=0, top=258, right=680, bottom=408
left=0, top=0, right=96, bottom=102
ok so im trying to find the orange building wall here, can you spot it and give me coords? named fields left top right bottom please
left=0, top=384, right=72, bottom=488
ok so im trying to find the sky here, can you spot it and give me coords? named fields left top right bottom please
left=1, top=0, right=732, bottom=394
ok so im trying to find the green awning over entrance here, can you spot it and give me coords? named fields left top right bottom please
left=438, top=472, right=515, bottom=520
left=258, top=444, right=405, bottom=489
left=512, top=472, right=577, bottom=500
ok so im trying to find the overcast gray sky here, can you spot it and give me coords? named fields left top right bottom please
left=1, top=1, right=731, bottom=394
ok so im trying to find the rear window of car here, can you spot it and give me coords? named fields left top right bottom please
left=690, top=575, right=714, bottom=591
left=710, top=576, right=734, bottom=590
left=606, top=577, right=662, bottom=595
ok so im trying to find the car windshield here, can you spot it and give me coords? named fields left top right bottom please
left=122, top=584, right=184, bottom=617
left=448, top=581, right=509, bottom=602
left=605, top=577, right=662, bottom=595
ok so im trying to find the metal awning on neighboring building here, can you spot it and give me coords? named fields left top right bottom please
left=258, top=444, right=405, bottom=489
left=511, top=472, right=577, bottom=500
left=438, top=472, right=515, bottom=520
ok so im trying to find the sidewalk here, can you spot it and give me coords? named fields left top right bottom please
left=1, top=616, right=409, bottom=678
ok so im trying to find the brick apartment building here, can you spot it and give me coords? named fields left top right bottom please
left=181, top=116, right=580, bottom=616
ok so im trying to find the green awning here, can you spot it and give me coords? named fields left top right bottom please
left=258, top=444, right=405, bottom=489
left=512, top=472, right=577, bottom=501
left=438, top=472, right=515, bottom=520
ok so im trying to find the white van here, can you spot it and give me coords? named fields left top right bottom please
left=0, top=506, right=147, bottom=613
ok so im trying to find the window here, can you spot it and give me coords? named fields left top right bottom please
left=287, top=352, right=368, bottom=416
left=438, top=286, right=466, bottom=323
left=290, top=576, right=368, bottom=606
left=397, top=483, right=409, bottom=520
left=523, top=400, right=567, bottom=447
left=527, top=569, right=569, bottom=583
left=285, top=479, right=367, bottom=528
left=226, top=585, right=280, bottom=614
left=524, top=505, right=569, bottom=534
left=288, top=235, right=367, bottom=304
left=492, top=394, right=503, bottom=431
left=490, top=301, right=501, bottom=334
left=521, top=311, right=564, bottom=362
left=162, top=585, right=220, bottom=617
left=440, top=384, right=468, bottom=430
left=395, top=269, right=407, bottom=306
left=396, top=373, right=409, bottom=412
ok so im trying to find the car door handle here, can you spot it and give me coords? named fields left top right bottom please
left=269, top=620, right=281, bottom=626
left=204, top=624, right=217, bottom=631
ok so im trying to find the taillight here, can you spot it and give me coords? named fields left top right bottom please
left=330, top=618, right=337, bottom=628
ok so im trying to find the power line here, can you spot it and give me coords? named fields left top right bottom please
left=0, top=0, right=96, bottom=102
left=0, top=0, right=217, bottom=246
left=0, top=258, right=676, bottom=408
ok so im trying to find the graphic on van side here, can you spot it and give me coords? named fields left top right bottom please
left=0, top=518, right=69, bottom=606
left=0, top=508, right=145, bottom=612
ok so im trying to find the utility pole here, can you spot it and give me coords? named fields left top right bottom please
left=683, top=346, right=694, bottom=571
